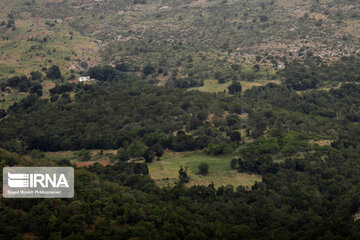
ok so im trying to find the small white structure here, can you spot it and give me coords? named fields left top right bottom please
left=79, top=76, right=91, bottom=82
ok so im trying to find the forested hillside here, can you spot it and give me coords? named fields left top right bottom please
left=1, top=0, right=359, bottom=84
left=1, top=0, right=360, bottom=239
left=0, top=82, right=243, bottom=152
left=2, top=82, right=360, bottom=239
left=2, top=145, right=360, bottom=240
left=1, top=58, right=360, bottom=238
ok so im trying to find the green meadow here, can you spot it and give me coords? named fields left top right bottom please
left=149, top=151, right=261, bottom=188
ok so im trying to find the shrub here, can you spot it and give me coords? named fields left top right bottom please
left=228, top=81, right=242, bottom=94
left=198, top=163, right=209, bottom=175
left=76, top=149, right=91, bottom=161
left=126, top=141, right=148, bottom=158
left=179, top=166, right=189, bottom=183
left=203, top=142, right=233, bottom=155
left=46, top=65, right=62, bottom=79
left=142, top=64, right=155, bottom=76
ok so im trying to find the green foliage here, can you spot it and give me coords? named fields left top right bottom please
left=0, top=109, right=6, bottom=119
left=203, top=142, right=234, bottom=155
left=171, top=131, right=197, bottom=152
left=3, top=75, right=32, bottom=93
left=87, top=65, right=117, bottom=81
left=281, top=131, right=311, bottom=156
left=1, top=4, right=360, bottom=237
left=143, top=148, right=155, bottom=163
left=3, top=69, right=360, bottom=238
left=18, top=82, right=29, bottom=92
left=240, top=137, right=280, bottom=157
left=240, top=131, right=312, bottom=159
left=0, top=83, right=237, bottom=151
left=30, top=71, right=43, bottom=81
left=3, top=145, right=360, bottom=239
left=246, top=81, right=360, bottom=152
left=178, top=165, right=189, bottom=183
left=230, top=158, right=238, bottom=169
left=57, top=159, right=72, bottom=166
left=282, top=57, right=360, bottom=90
left=126, top=141, right=148, bottom=158
left=198, top=162, right=209, bottom=175
left=152, top=143, right=164, bottom=158
left=116, top=148, right=129, bottom=161
left=30, top=82, right=43, bottom=96
left=29, top=149, right=45, bottom=159
left=142, top=64, right=155, bottom=76
left=236, top=154, right=276, bottom=174
left=283, top=62, right=318, bottom=90
left=229, top=131, right=241, bottom=145
left=0, top=148, right=19, bottom=166
left=228, top=81, right=242, bottom=94
left=46, top=65, right=62, bottom=79
left=215, top=71, right=226, bottom=84
left=115, top=62, right=129, bottom=72
left=134, top=162, right=149, bottom=175
left=75, top=149, right=91, bottom=162
left=49, top=83, right=74, bottom=95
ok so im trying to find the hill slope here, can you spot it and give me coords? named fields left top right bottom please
left=0, top=0, right=359, bottom=83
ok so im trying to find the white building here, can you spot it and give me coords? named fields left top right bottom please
left=79, top=76, right=91, bottom=82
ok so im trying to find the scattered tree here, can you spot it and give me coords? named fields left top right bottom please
left=178, top=165, right=189, bottom=183
left=76, top=149, right=91, bottom=161
left=46, top=65, right=62, bottom=79
left=230, top=158, right=238, bottom=169
left=228, top=81, right=242, bottom=94
left=198, top=163, right=209, bottom=175
left=143, top=148, right=155, bottom=163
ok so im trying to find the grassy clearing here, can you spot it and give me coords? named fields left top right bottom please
left=44, top=151, right=78, bottom=162
left=0, top=91, right=28, bottom=110
left=44, top=149, right=117, bottom=164
left=191, top=79, right=280, bottom=93
left=42, top=150, right=262, bottom=189
left=149, top=151, right=261, bottom=188
left=41, top=80, right=56, bottom=98
left=0, top=18, right=100, bottom=78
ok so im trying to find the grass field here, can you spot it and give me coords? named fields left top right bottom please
left=44, top=149, right=116, bottom=163
left=191, top=79, right=280, bottom=93
left=43, top=149, right=261, bottom=189
left=0, top=91, right=28, bottom=110
left=0, top=18, right=100, bottom=79
left=148, top=151, right=261, bottom=188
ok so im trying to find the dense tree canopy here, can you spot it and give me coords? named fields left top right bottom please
left=1, top=143, right=360, bottom=239
left=0, top=83, right=241, bottom=152
left=2, top=58, right=360, bottom=239
left=282, top=57, right=360, bottom=90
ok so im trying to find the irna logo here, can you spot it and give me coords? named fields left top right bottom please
left=8, top=172, right=69, bottom=188
left=3, top=167, right=74, bottom=198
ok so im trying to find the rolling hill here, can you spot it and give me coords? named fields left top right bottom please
left=0, top=0, right=359, bottom=83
